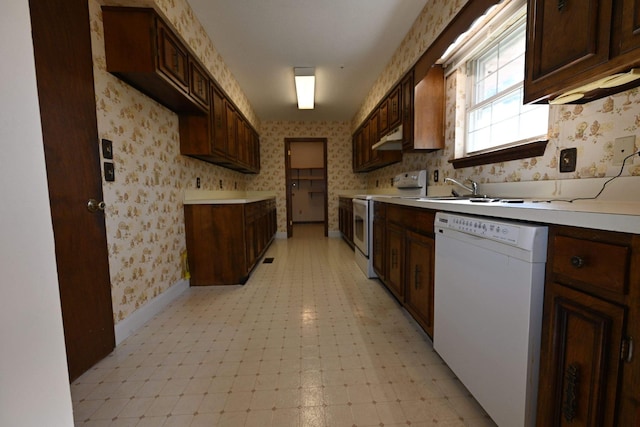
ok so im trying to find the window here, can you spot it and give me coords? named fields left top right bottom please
left=465, top=17, right=548, bottom=156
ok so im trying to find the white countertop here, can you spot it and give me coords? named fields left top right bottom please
left=374, top=197, right=640, bottom=234
left=183, top=190, right=276, bottom=205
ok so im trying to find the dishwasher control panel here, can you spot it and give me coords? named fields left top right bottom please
left=435, top=212, right=520, bottom=244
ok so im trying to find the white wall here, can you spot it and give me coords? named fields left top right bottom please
left=0, top=1, right=74, bottom=426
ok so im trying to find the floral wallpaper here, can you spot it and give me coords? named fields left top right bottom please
left=247, top=122, right=367, bottom=233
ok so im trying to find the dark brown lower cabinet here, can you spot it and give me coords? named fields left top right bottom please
left=404, top=230, right=435, bottom=337
left=338, top=197, right=354, bottom=247
left=184, top=199, right=276, bottom=286
left=537, top=225, right=640, bottom=426
left=385, top=223, right=405, bottom=301
left=372, top=202, right=386, bottom=281
left=374, top=202, right=435, bottom=338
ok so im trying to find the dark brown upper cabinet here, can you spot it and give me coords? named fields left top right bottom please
left=102, top=7, right=203, bottom=114
left=525, top=0, right=640, bottom=104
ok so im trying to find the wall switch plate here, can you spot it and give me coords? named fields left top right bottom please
left=613, top=135, right=636, bottom=165
left=104, top=161, right=115, bottom=182
left=559, top=148, right=577, bottom=172
left=101, top=139, right=113, bottom=159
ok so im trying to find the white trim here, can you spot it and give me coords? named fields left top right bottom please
left=275, top=231, right=288, bottom=239
left=114, top=279, right=189, bottom=345
left=328, top=230, right=342, bottom=238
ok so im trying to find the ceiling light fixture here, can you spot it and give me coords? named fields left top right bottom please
left=294, top=67, right=315, bottom=109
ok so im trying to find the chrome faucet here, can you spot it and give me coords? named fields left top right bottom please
left=444, top=177, right=479, bottom=196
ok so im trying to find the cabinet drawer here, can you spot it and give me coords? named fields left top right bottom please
left=552, top=235, right=629, bottom=295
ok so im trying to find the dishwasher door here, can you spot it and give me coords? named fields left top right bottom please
left=433, top=212, right=547, bottom=427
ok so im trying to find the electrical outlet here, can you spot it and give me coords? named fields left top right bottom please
left=613, top=135, right=636, bottom=165
left=559, top=148, right=577, bottom=172
left=196, top=177, right=201, bottom=188
left=434, top=170, right=439, bottom=182
left=376, top=180, right=379, bottom=188
left=219, top=179, right=223, bottom=189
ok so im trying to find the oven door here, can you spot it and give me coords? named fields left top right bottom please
left=352, top=198, right=369, bottom=256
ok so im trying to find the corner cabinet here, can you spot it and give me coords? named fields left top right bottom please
left=537, top=225, right=640, bottom=426
left=525, top=0, right=640, bottom=103
left=374, top=201, right=436, bottom=337
left=183, top=199, right=276, bottom=286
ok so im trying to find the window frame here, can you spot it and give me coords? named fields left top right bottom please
left=442, top=0, right=549, bottom=169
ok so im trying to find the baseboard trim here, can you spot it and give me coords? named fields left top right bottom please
left=114, top=279, right=189, bottom=345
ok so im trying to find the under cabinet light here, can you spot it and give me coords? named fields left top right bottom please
left=294, top=67, right=315, bottom=109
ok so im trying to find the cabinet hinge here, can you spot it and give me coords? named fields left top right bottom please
left=621, top=336, right=634, bottom=363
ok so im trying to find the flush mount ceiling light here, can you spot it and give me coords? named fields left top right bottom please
left=294, top=67, right=315, bottom=109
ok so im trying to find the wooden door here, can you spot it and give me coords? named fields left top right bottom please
left=615, top=0, right=640, bottom=55
left=211, top=87, right=227, bottom=156
left=536, top=283, right=625, bottom=427
left=404, top=230, right=435, bottom=337
left=386, top=223, right=404, bottom=301
left=401, top=71, right=414, bottom=152
left=29, top=0, right=115, bottom=381
left=388, top=86, right=401, bottom=129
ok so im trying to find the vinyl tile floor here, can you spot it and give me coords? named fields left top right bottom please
left=71, top=224, right=496, bottom=426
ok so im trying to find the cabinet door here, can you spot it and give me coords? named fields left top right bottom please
left=388, top=86, right=401, bottom=129
left=615, top=0, right=640, bottom=55
left=189, top=60, right=209, bottom=108
left=372, top=207, right=385, bottom=280
left=386, top=223, right=404, bottom=301
left=156, top=20, right=189, bottom=91
left=524, top=0, right=612, bottom=103
left=537, top=283, right=625, bottom=427
left=211, top=87, right=227, bottom=156
left=404, top=230, right=435, bottom=337
left=379, top=100, right=389, bottom=136
left=361, top=122, right=371, bottom=167
left=401, top=71, right=414, bottom=152
left=225, top=102, right=238, bottom=160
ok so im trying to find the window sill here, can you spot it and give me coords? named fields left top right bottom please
left=449, top=140, right=548, bottom=169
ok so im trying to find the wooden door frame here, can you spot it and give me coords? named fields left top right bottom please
left=285, top=138, right=328, bottom=238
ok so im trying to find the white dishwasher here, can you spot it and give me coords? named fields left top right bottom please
left=433, top=212, right=548, bottom=427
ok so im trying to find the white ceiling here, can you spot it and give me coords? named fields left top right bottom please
left=187, top=0, right=429, bottom=122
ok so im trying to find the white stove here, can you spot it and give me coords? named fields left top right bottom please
left=352, top=170, right=427, bottom=278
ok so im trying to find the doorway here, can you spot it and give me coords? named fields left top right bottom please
left=285, top=138, right=328, bottom=238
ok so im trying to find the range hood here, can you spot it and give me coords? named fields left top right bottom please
left=372, top=124, right=403, bottom=150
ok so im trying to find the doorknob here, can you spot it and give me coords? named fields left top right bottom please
left=87, top=199, right=106, bottom=213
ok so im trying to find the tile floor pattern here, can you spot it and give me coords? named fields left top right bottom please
left=72, top=224, right=496, bottom=426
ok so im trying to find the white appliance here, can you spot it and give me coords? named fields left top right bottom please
left=433, top=212, right=548, bottom=427
left=352, top=170, right=427, bottom=278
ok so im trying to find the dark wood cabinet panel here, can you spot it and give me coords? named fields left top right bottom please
left=211, top=87, right=228, bottom=157
left=386, top=223, right=405, bottom=301
left=412, top=65, right=444, bottom=151
left=156, top=20, right=189, bottom=91
left=338, top=197, right=354, bottom=248
left=401, top=71, right=415, bottom=152
left=388, top=85, right=401, bottom=130
left=404, top=230, right=435, bottom=337
left=379, top=100, right=389, bottom=136
left=537, top=282, right=624, bottom=427
left=184, top=200, right=276, bottom=286
left=102, top=7, right=203, bottom=114
left=372, top=202, right=386, bottom=280
left=525, top=0, right=640, bottom=103
left=189, top=59, right=210, bottom=109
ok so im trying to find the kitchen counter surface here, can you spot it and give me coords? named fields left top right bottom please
left=183, top=190, right=276, bottom=205
left=375, top=196, right=640, bottom=234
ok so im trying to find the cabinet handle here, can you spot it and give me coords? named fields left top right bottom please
left=414, top=265, right=420, bottom=290
left=562, top=363, right=579, bottom=422
left=570, top=255, right=585, bottom=268
left=622, top=337, right=634, bottom=363
left=172, top=50, right=179, bottom=72
left=558, top=0, right=567, bottom=11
